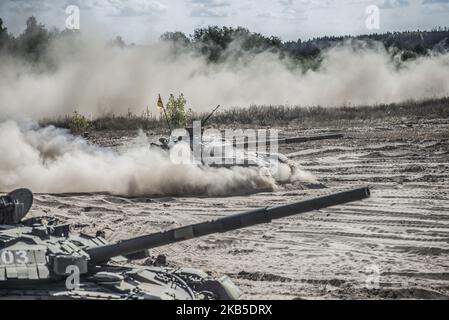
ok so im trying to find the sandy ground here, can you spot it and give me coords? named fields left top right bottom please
left=27, top=117, right=449, bottom=299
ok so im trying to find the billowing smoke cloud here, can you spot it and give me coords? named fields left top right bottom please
left=0, top=35, right=445, bottom=196
left=0, top=120, right=281, bottom=196
left=0, top=34, right=448, bottom=119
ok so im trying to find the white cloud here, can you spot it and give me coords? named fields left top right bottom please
left=189, top=0, right=232, bottom=17
left=191, top=7, right=229, bottom=17
left=380, top=0, right=411, bottom=8
left=77, top=0, right=168, bottom=16
left=191, top=0, right=231, bottom=7
left=0, top=0, right=448, bottom=42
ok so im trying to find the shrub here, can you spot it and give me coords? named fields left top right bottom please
left=69, top=110, right=91, bottom=134
left=165, top=93, right=193, bottom=128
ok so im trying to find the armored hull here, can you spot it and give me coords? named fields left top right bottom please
left=1, top=187, right=370, bottom=300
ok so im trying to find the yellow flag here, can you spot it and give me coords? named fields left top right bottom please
left=157, top=94, right=164, bottom=113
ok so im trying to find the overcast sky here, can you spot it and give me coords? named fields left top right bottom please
left=1, top=0, right=448, bottom=43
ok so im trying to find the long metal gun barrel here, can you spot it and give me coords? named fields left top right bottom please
left=233, top=133, right=344, bottom=148
left=87, top=187, right=370, bottom=263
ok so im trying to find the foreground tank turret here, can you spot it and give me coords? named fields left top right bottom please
left=0, top=187, right=370, bottom=300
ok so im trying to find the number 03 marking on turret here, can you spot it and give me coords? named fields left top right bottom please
left=0, top=250, right=29, bottom=265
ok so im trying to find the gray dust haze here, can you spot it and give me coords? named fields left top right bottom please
left=1, top=35, right=448, bottom=196
left=0, top=120, right=279, bottom=196
left=1, top=34, right=449, bottom=118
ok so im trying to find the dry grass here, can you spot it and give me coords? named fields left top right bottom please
left=40, top=97, right=449, bottom=131
left=40, top=113, right=164, bottom=132
left=210, top=97, right=449, bottom=127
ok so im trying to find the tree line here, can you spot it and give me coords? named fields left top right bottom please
left=1, top=16, right=448, bottom=65
left=162, top=26, right=449, bottom=62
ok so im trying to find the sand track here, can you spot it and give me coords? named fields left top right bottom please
left=28, top=117, right=449, bottom=299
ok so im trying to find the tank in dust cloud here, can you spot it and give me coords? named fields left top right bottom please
left=155, top=130, right=343, bottom=169
left=0, top=187, right=370, bottom=300
left=151, top=106, right=343, bottom=180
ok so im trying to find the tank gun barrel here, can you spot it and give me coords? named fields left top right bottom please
left=87, top=187, right=370, bottom=263
left=233, top=133, right=344, bottom=148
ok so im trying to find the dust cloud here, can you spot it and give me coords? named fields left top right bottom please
left=0, top=34, right=448, bottom=118
left=0, top=120, right=284, bottom=196
left=1, top=34, right=446, bottom=196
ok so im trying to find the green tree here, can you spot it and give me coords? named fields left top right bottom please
left=17, top=16, right=51, bottom=61
left=160, top=31, right=190, bottom=45
left=0, top=18, right=11, bottom=50
left=192, top=26, right=282, bottom=62
left=165, top=93, right=192, bottom=128
left=69, top=110, right=92, bottom=135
